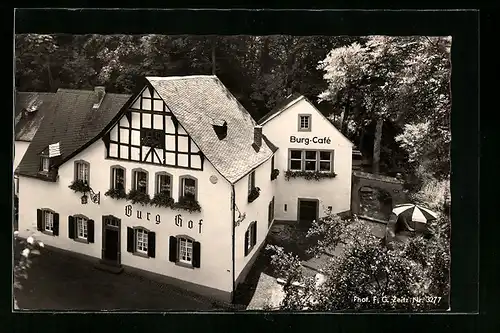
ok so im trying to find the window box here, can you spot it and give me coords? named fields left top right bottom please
left=284, top=170, right=337, bottom=181
left=104, top=188, right=127, bottom=200
left=271, top=169, right=280, bottom=181
left=173, top=196, right=202, bottom=213
left=248, top=187, right=261, bottom=203
left=126, top=189, right=151, bottom=206
left=151, top=192, right=175, bottom=208
left=68, top=179, right=91, bottom=194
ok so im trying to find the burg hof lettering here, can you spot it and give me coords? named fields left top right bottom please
left=124, top=205, right=203, bottom=233
left=290, top=135, right=331, bottom=145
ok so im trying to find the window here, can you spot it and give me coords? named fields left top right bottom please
left=305, top=150, right=317, bottom=171
left=37, top=209, right=59, bottom=236
left=180, top=176, right=197, bottom=201
left=284, top=204, right=288, bottom=212
left=140, top=128, right=165, bottom=149
left=178, top=237, right=193, bottom=264
left=111, top=166, right=126, bottom=190
left=76, top=217, right=88, bottom=240
left=74, top=160, right=90, bottom=183
left=298, top=114, right=311, bottom=131
left=156, top=172, right=172, bottom=196
left=68, top=215, right=94, bottom=243
left=319, top=151, right=333, bottom=172
left=133, top=169, right=148, bottom=194
left=136, top=229, right=148, bottom=254
left=268, top=197, right=275, bottom=228
left=41, top=157, right=50, bottom=172
left=127, top=227, right=155, bottom=258
left=44, top=211, right=54, bottom=232
left=169, top=236, right=201, bottom=268
left=288, top=150, right=334, bottom=173
left=244, top=221, right=257, bottom=256
left=248, top=170, right=256, bottom=195
left=289, top=150, right=302, bottom=171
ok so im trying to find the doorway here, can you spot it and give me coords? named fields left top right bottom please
left=297, top=198, right=319, bottom=230
left=101, top=215, right=121, bottom=266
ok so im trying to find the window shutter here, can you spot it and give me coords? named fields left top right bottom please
left=192, top=241, right=201, bottom=268
left=168, top=236, right=177, bottom=262
left=68, top=216, right=75, bottom=239
left=53, top=213, right=60, bottom=236
left=244, top=230, right=249, bottom=256
left=252, top=222, right=257, bottom=247
left=148, top=231, right=156, bottom=258
left=37, top=209, right=43, bottom=231
left=87, top=220, right=95, bottom=243
left=127, top=227, right=134, bottom=253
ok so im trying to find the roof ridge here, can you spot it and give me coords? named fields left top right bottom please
left=146, top=75, right=217, bottom=81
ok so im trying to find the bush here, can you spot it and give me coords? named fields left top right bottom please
left=126, top=189, right=151, bottom=206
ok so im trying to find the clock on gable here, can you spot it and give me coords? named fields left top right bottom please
left=140, top=128, right=165, bottom=149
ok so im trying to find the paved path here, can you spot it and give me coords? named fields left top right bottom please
left=14, top=244, right=224, bottom=311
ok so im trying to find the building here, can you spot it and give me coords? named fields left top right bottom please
left=258, top=93, right=353, bottom=228
left=14, top=92, right=55, bottom=195
left=16, top=76, right=277, bottom=303
left=16, top=76, right=353, bottom=304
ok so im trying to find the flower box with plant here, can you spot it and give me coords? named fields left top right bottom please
left=248, top=187, right=261, bottom=203
left=104, top=187, right=127, bottom=200
left=68, top=179, right=91, bottom=193
left=126, top=189, right=151, bottom=206
left=151, top=192, right=175, bottom=208
left=173, top=196, right=202, bottom=213
left=271, top=169, right=280, bottom=181
left=284, top=170, right=337, bottom=181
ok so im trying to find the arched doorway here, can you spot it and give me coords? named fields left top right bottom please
left=358, top=186, right=393, bottom=221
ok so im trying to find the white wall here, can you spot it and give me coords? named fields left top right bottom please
left=233, top=156, right=275, bottom=279
left=18, top=138, right=234, bottom=293
left=14, top=141, right=30, bottom=172
left=262, top=98, right=352, bottom=221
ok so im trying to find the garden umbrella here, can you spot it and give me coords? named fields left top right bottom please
left=392, top=204, right=438, bottom=229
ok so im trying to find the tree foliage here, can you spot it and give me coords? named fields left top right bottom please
left=267, top=212, right=450, bottom=311
left=318, top=36, right=451, bottom=178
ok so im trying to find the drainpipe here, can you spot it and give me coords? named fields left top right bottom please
left=231, top=185, right=236, bottom=304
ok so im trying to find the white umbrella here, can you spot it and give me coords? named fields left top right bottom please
left=392, top=204, right=438, bottom=231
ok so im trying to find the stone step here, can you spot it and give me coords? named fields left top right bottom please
left=94, top=262, right=124, bottom=274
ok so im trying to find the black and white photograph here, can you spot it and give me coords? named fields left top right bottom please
left=13, top=31, right=452, bottom=312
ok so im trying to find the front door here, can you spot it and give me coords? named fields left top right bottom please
left=102, top=216, right=121, bottom=265
left=298, top=199, right=318, bottom=229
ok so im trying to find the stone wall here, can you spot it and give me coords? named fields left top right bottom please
left=351, top=171, right=406, bottom=216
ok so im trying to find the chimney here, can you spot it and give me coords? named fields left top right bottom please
left=93, top=86, right=106, bottom=109
left=252, top=125, right=263, bottom=152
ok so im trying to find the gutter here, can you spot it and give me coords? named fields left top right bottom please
left=231, top=185, right=236, bottom=303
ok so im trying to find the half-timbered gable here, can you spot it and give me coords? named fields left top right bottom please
left=105, top=85, right=203, bottom=170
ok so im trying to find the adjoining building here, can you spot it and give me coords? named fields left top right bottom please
left=258, top=93, right=353, bottom=229
left=15, top=76, right=353, bottom=303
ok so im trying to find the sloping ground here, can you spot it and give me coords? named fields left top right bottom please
left=246, top=272, right=284, bottom=310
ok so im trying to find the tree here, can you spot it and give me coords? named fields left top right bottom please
left=13, top=232, right=44, bottom=309
left=318, top=36, right=451, bottom=175
left=267, top=212, right=450, bottom=311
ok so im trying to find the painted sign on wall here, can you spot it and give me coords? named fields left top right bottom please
left=124, top=205, right=203, bottom=233
left=290, top=136, right=331, bottom=145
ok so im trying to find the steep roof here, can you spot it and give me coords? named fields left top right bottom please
left=16, top=89, right=131, bottom=178
left=147, top=76, right=277, bottom=183
left=14, top=92, right=55, bottom=141
left=257, top=92, right=304, bottom=125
